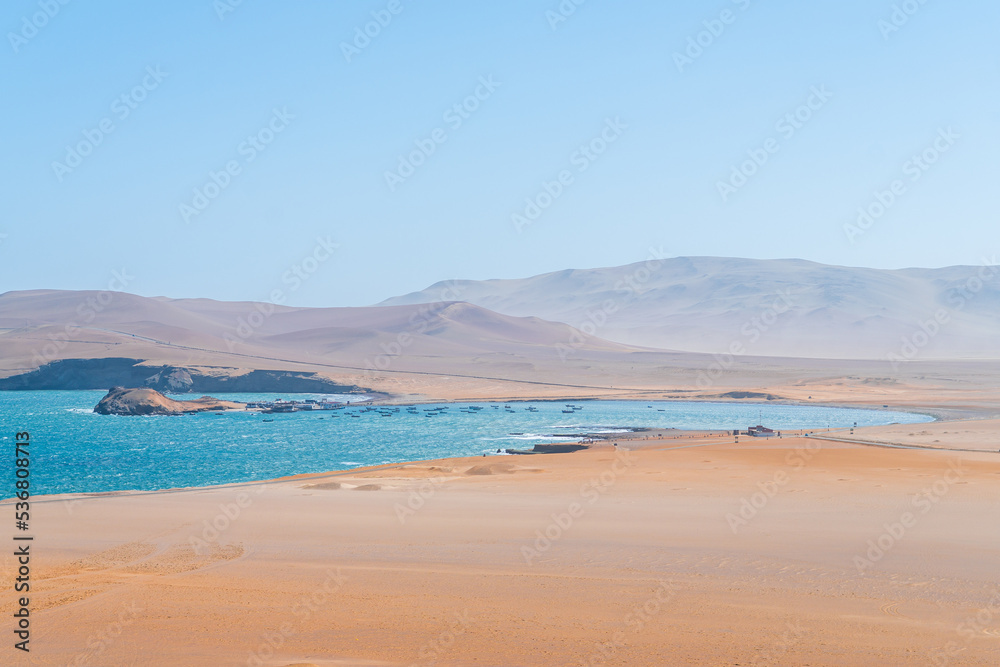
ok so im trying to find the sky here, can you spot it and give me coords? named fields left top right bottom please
left=2, top=0, right=998, bottom=307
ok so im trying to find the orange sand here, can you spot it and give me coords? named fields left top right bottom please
left=4, top=431, right=1000, bottom=666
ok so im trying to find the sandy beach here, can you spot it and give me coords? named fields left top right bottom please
left=6, top=0, right=996, bottom=663
left=6, top=422, right=1000, bottom=666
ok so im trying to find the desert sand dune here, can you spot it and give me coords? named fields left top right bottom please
left=6, top=437, right=999, bottom=665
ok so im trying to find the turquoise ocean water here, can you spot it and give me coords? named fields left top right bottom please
left=0, top=391, right=932, bottom=496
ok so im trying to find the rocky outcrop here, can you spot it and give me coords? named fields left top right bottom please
left=94, top=387, right=244, bottom=416
left=0, top=358, right=154, bottom=390
left=717, top=391, right=780, bottom=401
left=143, top=368, right=194, bottom=392
left=0, top=358, right=366, bottom=394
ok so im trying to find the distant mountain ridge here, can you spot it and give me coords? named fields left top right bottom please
left=379, top=256, right=1000, bottom=359
left=0, top=289, right=638, bottom=388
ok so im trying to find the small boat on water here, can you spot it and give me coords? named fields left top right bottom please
left=262, top=419, right=274, bottom=422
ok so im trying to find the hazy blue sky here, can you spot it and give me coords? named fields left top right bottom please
left=3, top=0, right=998, bottom=306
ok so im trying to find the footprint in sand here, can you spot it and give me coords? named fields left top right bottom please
left=30, top=588, right=106, bottom=612
left=0, top=542, right=153, bottom=614
left=49, top=540, right=158, bottom=577
left=8, top=540, right=244, bottom=614
left=120, top=542, right=245, bottom=575
left=880, top=602, right=907, bottom=618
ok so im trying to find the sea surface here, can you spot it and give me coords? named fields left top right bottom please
left=1, top=391, right=933, bottom=496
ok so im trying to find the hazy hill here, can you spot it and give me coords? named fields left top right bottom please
left=3, top=287, right=1000, bottom=409
left=379, top=257, right=1000, bottom=359
left=0, top=290, right=638, bottom=386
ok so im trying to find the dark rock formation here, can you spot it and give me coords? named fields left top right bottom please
left=143, top=368, right=194, bottom=393
left=0, top=358, right=366, bottom=394
left=717, top=391, right=779, bottom=401
left=0, top=358, right=152, bottom=390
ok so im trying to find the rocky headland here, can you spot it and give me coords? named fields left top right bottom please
left=93, top=386, right=244, bottom=416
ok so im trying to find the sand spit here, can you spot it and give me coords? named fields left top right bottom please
left=5, top=428, right=1000, bottom=665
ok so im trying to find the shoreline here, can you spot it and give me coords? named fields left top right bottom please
left=10, top=408, right=997, bottom=505
left=2, top=384, right=989, bottom=417
left=14, top=426, right=1000, bottom=665
left=5, top=390, right=945, bottom=501
left=1, top=391, right=963, bottom=503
